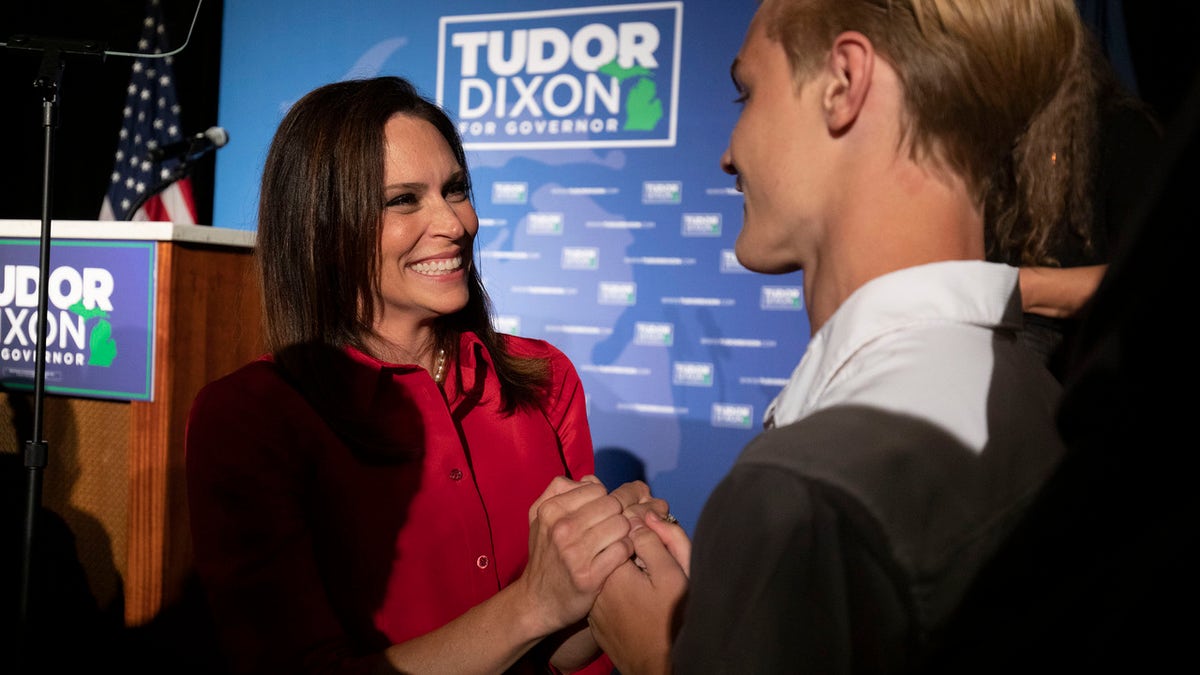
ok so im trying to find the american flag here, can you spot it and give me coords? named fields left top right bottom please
left=99, top=0, right=197, bottom=224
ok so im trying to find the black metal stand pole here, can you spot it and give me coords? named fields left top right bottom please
left=4, top=35, right=105, bottom=675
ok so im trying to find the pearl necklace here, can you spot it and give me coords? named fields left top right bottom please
left=432, top=348, right=447, bottom=384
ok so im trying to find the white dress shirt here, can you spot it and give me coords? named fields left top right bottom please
left=764, top=260, right=1026, bottom=453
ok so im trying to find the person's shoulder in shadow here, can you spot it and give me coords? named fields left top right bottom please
left=924, top=64, right=1200, bottom=673
left=1, top=453, right=122, bottom=673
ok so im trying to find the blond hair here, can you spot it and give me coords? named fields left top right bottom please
left=761, top=0, right=1099, bottom=264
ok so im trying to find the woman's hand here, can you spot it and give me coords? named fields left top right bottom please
left=512, top=475, right=647, bottom=636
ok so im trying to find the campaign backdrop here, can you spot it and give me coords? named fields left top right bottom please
left=214, top=0, right=808, bottom=531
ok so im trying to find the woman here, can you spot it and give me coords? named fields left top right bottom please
left=984, top=20, right=1162, bottom=378
left=185, top=76, right=650, bottom=674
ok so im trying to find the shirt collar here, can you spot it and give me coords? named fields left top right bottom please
left=764, top=260, right=1021, bottom=427
left=343, top=331, right=492, bottom=404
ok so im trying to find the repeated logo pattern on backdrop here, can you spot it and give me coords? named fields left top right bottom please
left=215, top=0, right=807, bottom=529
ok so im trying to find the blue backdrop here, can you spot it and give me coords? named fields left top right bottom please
left=214, top=0, right=807, bottom=532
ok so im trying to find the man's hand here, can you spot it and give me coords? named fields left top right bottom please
left=589, top=512, right=691, bottom=675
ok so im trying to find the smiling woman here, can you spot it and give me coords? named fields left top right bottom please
left=368, top=113, right=479, bottom=368
left=181, top=76, right=663, bottom=674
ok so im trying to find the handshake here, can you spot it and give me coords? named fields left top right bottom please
left=518, top=475, right=690, bottom=675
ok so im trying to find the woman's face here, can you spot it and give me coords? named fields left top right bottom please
left=372, top=113, right=479, bottom=339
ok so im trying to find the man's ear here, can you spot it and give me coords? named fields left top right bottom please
left=823, top=31, right=874, bottom=133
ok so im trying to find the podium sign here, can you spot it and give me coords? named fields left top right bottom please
left=0, top=218, right=260, bottom=626
left=0, top=238, right=156, bottom=402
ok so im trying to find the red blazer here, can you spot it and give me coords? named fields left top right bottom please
left=186, top=332, right=607, bottom=674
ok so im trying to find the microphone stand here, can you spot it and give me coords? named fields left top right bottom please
left=3, top=34, right=105, bottom=674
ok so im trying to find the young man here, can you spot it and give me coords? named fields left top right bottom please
left=588, top=1, right=1091, bottom=672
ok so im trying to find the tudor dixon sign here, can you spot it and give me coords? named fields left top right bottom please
left=0, top=239, right=156, bottom=401
left=437, top=2, right=683, bottom=150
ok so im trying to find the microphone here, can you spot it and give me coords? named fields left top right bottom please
left=148, top=126, right=229, bottom=162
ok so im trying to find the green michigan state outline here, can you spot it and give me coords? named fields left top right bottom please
left=69, top=300, right=117, bottom=367
left=599, top=61, right=663, bottom=131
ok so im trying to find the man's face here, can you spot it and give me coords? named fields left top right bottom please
left=721, top=12, right=830, bottom=275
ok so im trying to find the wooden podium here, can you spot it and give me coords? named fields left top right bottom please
left=0, top=219, right=262, bottom=627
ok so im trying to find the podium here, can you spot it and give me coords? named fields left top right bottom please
left=0, top=219, right=262, bottom=627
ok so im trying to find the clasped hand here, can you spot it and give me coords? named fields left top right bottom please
left=516, top=474, right=691, bottom=675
